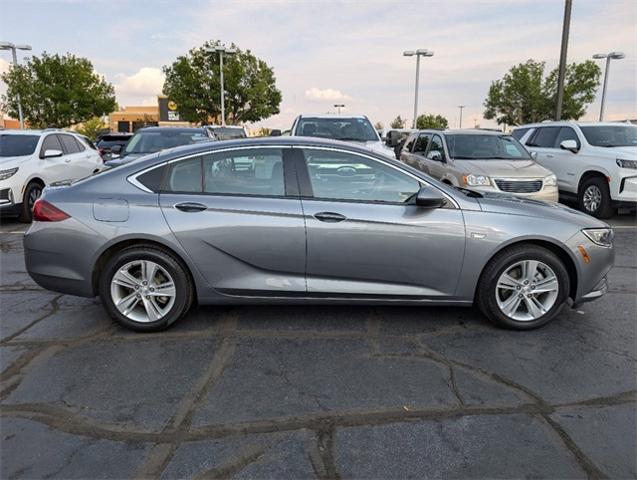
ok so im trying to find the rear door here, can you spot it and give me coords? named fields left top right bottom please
left=58, top=134, right=93, bottom=179
left=297, top=147, right=466, bottom=298
left=159, top=146, right=307, bottom=294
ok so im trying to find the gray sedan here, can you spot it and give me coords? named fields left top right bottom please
left=24, top=137, right=614, bottom=332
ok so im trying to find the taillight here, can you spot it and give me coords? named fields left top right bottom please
left=32, top=199, right=70, bottom=222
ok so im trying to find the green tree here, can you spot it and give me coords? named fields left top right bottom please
left=0, top=52, right=117, bottom=128
left=483, top=59, right=601, bottom=126
left=76, top=116, right=107, bottom=141
left=390, top=115, right=406, bottom=128
left=162, top=40, right=282, bottom=124
left=416, top=113, right=449, bottom=129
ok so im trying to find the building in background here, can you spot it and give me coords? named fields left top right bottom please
left=108, top=96, right=190, bottom=133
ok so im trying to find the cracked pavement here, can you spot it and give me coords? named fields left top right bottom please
left=1, top=216, right=636, bottom=479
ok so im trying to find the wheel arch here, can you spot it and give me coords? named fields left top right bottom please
left=578, top=169, right=609, bottom=191
left=91, top=237, right=198, bottom=302
left=477, top=238, right=579, bottom=301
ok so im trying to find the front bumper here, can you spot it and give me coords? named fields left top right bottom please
left=614, top=174, right=637, bottom=203
left=474, top=184, right=559, bottom=202
left=567, top=231, right=615, bottom=306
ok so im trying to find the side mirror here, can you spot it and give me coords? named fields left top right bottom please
left=530, top=151, right=538, bottom=161
left=427, top=151, right=442, bottom=161
left=270, top=129, right=282, bottom=137
left=414, top=185, right=446, bottom=208
left=560, top=139, right=579, bottom=153
left=42, top=149, right=63, bottom=159
left=110, top=145, right=122, bottom=154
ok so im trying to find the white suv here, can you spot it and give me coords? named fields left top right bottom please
left=0, top=129, right=103, bottom=222
left=514, top=122, right=637, bottom=218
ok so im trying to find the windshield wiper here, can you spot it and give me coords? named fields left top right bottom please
left=453, top=186, right=483, bottom=197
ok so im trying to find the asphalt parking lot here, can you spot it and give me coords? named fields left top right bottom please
left=1, top=212, right=636, bottom=479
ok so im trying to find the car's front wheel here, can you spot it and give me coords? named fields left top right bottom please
left=477, top=245, right=570, bottom=330
left=19, top=181, right=43, bottom=222
left=98, top=246, right=193, bottom=332
left=578, top=177, right=614, bottom=219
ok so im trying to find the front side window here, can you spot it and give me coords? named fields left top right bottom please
left=413, top=133, right=431, bottom=154
left=580, top=125, right=637, bottom=147
left=295, top=117, right=379, bottom=142
left=527, top=127, right=560, bottom=148
left=303, top=149, right=420, bottom=203
left=446, top=134, right=529, bottom=160
left=426, top=135, right=446, bottom=161
left=163, top=148, right=285, bottom=197
left=555, top=127, right=580, bottom=149
left=403, top=133, right=417, bottom=152
left=40, top=135, right=63, bottom=156
left=0, top=135, right=40, bottom=157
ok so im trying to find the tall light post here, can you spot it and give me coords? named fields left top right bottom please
left=0, top=41, right=32, bottom=129
left=403, top=49, right=434, bottom=128
left=334, top=104, right=345, bottom=114
left=457, top=105, right=465, bottom=128
left=205, top=46, right=236, bottom=126
left=555, top=0, right=572, bottom=120
left=592, top=51, right=625, bottom=121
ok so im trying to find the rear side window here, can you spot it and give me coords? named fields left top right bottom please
left=73, top=136, right=87, bottom=151
left=136, top=165, right=166, bottom=192
left=59, top=134, right=81, bottom=154
left=528, top=127, right=560, bottom=148
left=165, top=157, right=202, bottom=193
left=40, top=135, right=63, bottom=157
left=403, top=134, right=417, bottom=152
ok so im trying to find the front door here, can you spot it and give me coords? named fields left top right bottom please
left=297, top=147, right=466, bottom=298
left=159, top=147, right=306, bottom=294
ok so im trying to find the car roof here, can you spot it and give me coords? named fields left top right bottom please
left=413, top=128, right=507, bottom=136
left=297, top=114, right=369, bottom=120
left=513, top=121, right=634, bottom=129
left=135, top=127, right=207, bottom=133
left=0, top=129, right=85, bottom=136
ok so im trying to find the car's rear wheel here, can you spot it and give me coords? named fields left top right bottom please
left=477, top=245, right=570, bottom=330
left=19, top=181, right=43, bottom=222
left=98, top=246, right=193, bottom=332
left=578, top=177, right=613, bottom=219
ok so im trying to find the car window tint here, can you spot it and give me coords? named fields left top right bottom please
left=512, top=128, right=530, bottom=140
left=203, top=148, right=285, bottom=196
left=303, top=149, right=420, bottom=203
left=555, top=127, right=580, bottom=148
left=59, top=134, right=81, bottom=154
left=165, top=157, right=202, bottom=193
left=427, top=135, right=445, bottom=160
left=40, top=134, right=63, bottom=156
left=413, top=133, right=430, bottom=153
left=528, top=127, right=560, bottom=148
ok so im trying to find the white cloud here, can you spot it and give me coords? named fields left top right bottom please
left=304, top=87, right=352, bottom=102
left=114, top=67, right=165, bottom=106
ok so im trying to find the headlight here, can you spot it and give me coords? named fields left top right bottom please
left=616, top=158, right=637, bottom=169
left=0, top=167, right=19, bottom=181
left=582, top=228, right=614, bottom=247
left=544, top=174, right=557, bottom=187
left=463, top=174, right=490, bottom=186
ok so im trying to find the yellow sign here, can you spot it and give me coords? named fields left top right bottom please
left=167, top=101, right=178, bottom=111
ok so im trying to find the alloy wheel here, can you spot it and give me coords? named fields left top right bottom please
left=28, top=186, right=42, bottom=211
left=495, top=260, right=559, bottom=321
left=110, top=260, right=176, bottom=323
left=582, top=185, right=602, bottom=213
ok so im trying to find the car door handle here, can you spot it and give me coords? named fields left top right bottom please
left=175, top=202, right=207, bottom=212
left=314, top=212, right=347, bottom=223
left=64, top=158, right=71, bottom=163
left=546, top=154, right=554, bottom=158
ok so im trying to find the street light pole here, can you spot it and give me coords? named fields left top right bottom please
left=403, top=49, right=434, bottom=128
left=458, top=105, right=465, bottom=128
left=334, top=104, right=345, bottom=114
left=555, top=0, right=572, bottom=120
left=0, top=41, right=32, bottom=129
left=593, top=51, right=625, bottom=121
left=204, top=46, right=237, bottom=126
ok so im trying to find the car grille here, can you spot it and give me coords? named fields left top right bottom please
left=0, top=188, right=11, bottom=202
left=494, top=179, right=542, bottom=193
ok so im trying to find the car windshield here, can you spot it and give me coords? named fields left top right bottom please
left=123, top=130, right=210, bottom=155
left=296, top=117, right=379, bottom=142
left=209, top=127, right=246, bottom=140
left=0, top=134, right=40, bottom=157
left=446, top=134, right=530, bottom=160
left=580, top=125, right=637, bottom=147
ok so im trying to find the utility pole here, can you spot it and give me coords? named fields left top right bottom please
left=403, top=49, right=434, bottom=128
left=555, top=0, right=572, bottom=120
left=458, top=105, right=465, bottom=128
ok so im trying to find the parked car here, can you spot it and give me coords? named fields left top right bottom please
left=205, top=125, right=248, bottom=140
left=399, top=129, right=558, bottom=202
left=105, top=127, right=213, bottom=167
left=96, top=133, right=133, bottom=161
left=0, top=129, right=103, bottom=222
left=24, top=137, right=613, bottom=332
left=514, top=121, right=637, bottom=218
left=383, top=128, right=416, bottom=159
left=290, top=114, right=394, bottom=157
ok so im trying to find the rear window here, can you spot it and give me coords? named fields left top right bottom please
left=0, top=134, right=40, bottom=157
left=124, top=130, right=211, bottom=155
left=208, top=127, right=246, bottom=140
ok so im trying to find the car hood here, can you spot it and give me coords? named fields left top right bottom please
left=606, top=146, right=637, bottom=157
left=477, top=192, right=606, bottom=228
left=104, top=153, right=144, bottom=168
left=0, top=156, right=27, bottom=168
left=359, top=141, right=395, bottom=158
left=457, top=159, right=551, bottom=177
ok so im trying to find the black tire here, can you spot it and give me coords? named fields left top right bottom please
left=476, top=245, right=570, bottom=330
left=578, top=176, right=614, bottom=219
left=98, top=246, right=193, bottom=332
left=18, top=181, right=43, bottom=223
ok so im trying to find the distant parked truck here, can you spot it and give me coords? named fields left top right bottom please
left=514, top=122, right=637, bottom=218
left=399, top=129, right=558, bottom=202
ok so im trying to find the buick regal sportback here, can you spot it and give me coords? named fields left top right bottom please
left=24, top=137, right=614, bottom=332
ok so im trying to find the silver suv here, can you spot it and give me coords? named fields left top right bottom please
left=399, top=129, right=558, bottom=202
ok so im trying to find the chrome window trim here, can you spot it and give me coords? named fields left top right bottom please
left=127, top=144, right=460, bottom=208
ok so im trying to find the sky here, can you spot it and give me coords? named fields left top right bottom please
left=0, top=0, right=635, bottom=130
